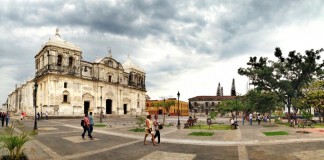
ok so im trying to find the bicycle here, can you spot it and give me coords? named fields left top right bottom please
left=297, top=120, right=315, bottom=128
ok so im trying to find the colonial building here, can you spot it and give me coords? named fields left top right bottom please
left=188, top=96, right=236, bottom=116
left=188, top=79, right=237, bottom=116
left=146, top=98, right=189, bottom=116
left=7, top=28, right=146, bottom=116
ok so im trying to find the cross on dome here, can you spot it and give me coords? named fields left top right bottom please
left=55, top=27, right=60, bottom=37
left=107, top=46, right=112, bottom=57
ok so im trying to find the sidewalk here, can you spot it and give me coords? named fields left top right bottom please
left=1, top=117, right=324, bottom=159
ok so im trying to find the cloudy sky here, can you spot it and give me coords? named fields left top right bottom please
left=1, top=0, right=324, bottom=104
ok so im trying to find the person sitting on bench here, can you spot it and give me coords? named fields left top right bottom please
left=231, top=118, right=238, bottom=129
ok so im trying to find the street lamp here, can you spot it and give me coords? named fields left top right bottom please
left=34, top=82, right=38, bottom=130
left=163, top=98, right=165, bottom=115
left=100, top=86, right=103, bottom=123
left=177, top=91, right=180, bottom=129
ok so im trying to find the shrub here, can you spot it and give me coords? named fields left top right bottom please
left=135, top=116, right=146, bottom=129
left=0, top=120, right=36, bottom=160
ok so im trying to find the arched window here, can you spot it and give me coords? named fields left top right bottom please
left=69, top=57, right=73, bottom=66
left=36, top=60, right=39, bottom=69
left=63, top=90, right=70, bottom=103
left=108, top=75, right=112, bottom=83
left=57, top=55, right=62, bottom=66
left=108, top=60, right=113, bottom=67
left=41, top=55, right=44, bottom=67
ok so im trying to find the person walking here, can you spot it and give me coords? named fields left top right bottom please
left=45, top=111, right=48, bottom=120
left=249, top=113, right=253, bottom=125
left=1, top=112, right=5, bottom=127
left=257, top=114, right=261, bottom=125
left=81, top=113, right=93, bottom=140
left=5, top=112, right=10, bottom=127
left=143, top=115, right=157, bottom=146
left=21, top=112, right=24, bottom=120
left=153, top=114, right=161, bottom=144
left=37, top=112, right=40, bottom=120
left=89, top=112, right=94, bottom=136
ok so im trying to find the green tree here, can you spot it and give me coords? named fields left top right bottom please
left=300, top=80, right=324, bottom=122
left=217, top=98, right=244, bottom=119
left=151, top=100, right=175, bottom=123
left=245, top=89, right=281, bottom=114
left=245, top=89, right=281, bottom=124
left=238, top=48, right=324, bottom=122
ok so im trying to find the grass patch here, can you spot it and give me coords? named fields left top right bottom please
left=94, top=123, right=107, bottom=127
left=188, top=132, right=214, bottom=136
left=129, top=128, right=145, bottom=132
left=188, top=125, right=231, bottom=130
left=275, top=121, right=290, bottom=127
left=315, top=123, right=324, bottom=128
left=263, top=124, right=278, bottom=127
left=263, top=131, right=289, bottom=136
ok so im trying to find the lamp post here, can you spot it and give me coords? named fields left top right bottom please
left=163, top=98, right=165, bottom=115
left=177, top=91, right=180, bottom=129
left=235, top=96, right=237, bottom=122
left=34, top=82, right=38, bottom=130
left=100, top=86, right=103, bottom=123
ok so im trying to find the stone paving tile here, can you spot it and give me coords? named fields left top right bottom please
left=68, top=142, right=239, bottom=160
left=34, top=131, right=136, bottom=157
left=246, top=141, right=324, bottom=160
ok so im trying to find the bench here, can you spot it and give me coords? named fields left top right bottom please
left=184, top=117, right=199, bottom=128
left=230, top=121, right=238, bottom=130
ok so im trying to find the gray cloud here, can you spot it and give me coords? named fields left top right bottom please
left=1, top=0, right=324, bottom=102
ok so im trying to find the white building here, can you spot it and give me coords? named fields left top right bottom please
left=7, top=28, right=146, bottom=116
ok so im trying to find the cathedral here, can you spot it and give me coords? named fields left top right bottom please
left=7, top=28, right=146, bottom=116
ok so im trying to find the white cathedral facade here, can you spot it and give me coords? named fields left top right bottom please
left=7, top=29, right=146, bottom=116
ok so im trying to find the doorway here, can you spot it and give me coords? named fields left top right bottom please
left=84, top=101, right=90, bottom=114
left=106, top=99, right=112, bottom=114
left=123, top=104, right=127, bottom=114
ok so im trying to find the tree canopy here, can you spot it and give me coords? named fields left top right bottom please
left=238, top=47, right=324, bottom=122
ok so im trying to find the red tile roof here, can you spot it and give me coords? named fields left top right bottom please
left=188, top=96, right=237, bottom=101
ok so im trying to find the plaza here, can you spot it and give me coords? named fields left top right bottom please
left=1, top=115, right=324, bottom=160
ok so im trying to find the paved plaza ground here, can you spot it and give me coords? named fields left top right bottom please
left=1, top=115, right=324, bottom=160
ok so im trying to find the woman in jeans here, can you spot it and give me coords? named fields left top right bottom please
left=153, top=115, right=161, bottom=144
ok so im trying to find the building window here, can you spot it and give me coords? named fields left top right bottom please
left=108, top=60, right=113, bottom=67
left=57, top=55, right=62, bottom=66
left=69, top=57, right=73, bottom=66
left=205, top=102, right=208, bottom=107
left=64, top=82, right=67, bottom=88
left=212, top=102, right=215, bottom=106
left=108, top=75, right=112, bottom=83
left=36, top=60, right=39, bottom=69
left=41, top=55, right=44, bottom=67
left=63, top=95, right=68, bottom=102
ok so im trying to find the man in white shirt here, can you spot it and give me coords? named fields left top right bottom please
left=249, top=113, right=253, bottom=125
left=231, top=118, right=238, bottom=129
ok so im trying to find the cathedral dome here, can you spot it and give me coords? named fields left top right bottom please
left=123, top=55, right=144, bottom=73
left=44, top=28, right=81, bottom=52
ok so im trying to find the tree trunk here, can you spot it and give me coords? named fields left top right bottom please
left=287, top=97, right=291, bottom=123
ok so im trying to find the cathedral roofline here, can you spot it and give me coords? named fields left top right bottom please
left=35, top=28, right=82, bottom=58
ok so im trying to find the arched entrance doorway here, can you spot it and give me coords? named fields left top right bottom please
left=106, top=99, right=112, bottom=114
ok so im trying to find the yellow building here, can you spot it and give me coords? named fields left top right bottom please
left=146, top=98, right=189, bottom=116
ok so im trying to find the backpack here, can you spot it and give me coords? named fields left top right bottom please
left=81, top=119, right=84, bottom=126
